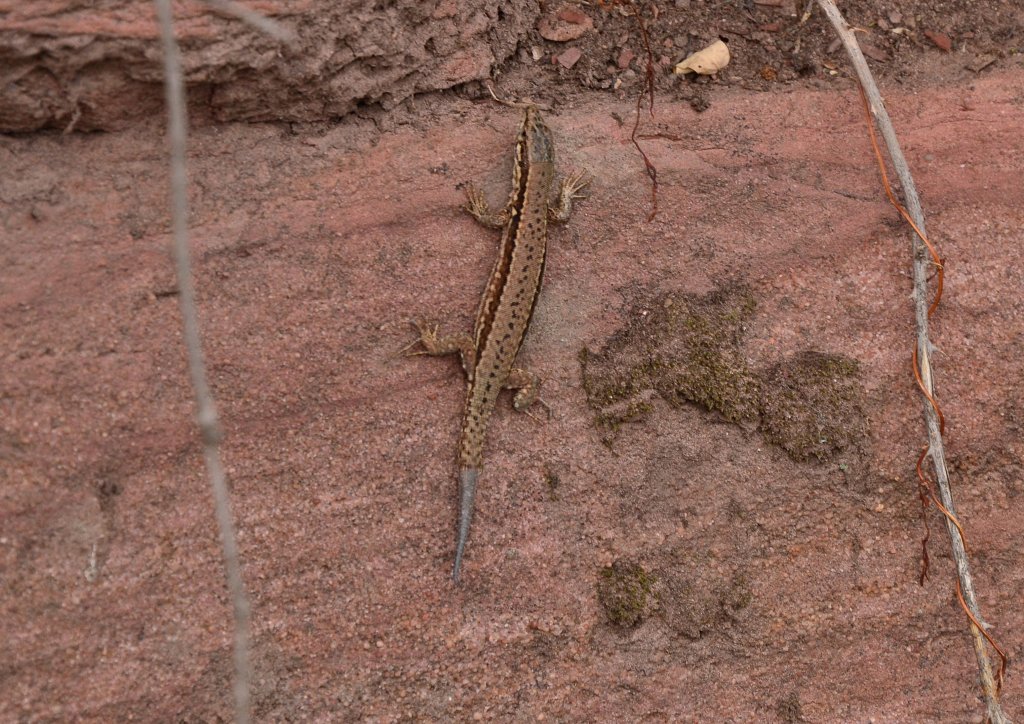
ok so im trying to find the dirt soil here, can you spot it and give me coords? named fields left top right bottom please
left=2, top=1, right=1024, bottom=721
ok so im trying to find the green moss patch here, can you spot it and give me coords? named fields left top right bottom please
left=580, top=286, right=760, bottom=441
left=775, top=692, right=804, bottom=723
left=580, top=287, right=869, bottom=464
left=596, top=560, right=655, bottom=628
left=759, top=351, right=867, bottom=462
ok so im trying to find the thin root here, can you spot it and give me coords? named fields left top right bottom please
left=484, top=81, right=548, bottom=111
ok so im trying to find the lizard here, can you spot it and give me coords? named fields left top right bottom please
left=410, top=104, right=589, bottom=583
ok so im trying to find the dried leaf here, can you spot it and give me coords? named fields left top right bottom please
left=673, top=39, right=730, bottom=75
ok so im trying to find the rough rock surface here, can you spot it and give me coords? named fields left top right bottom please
left=0, top=0, right=534, bottom=132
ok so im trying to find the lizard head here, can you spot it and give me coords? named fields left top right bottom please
left=522, top=106, right=555, bottom=165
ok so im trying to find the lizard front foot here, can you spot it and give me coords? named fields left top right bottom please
left=562, top=169, right=592, bottom=199
left=463, top=183, right=511, bottom=229
left=549, top=170, right=592, bottom=223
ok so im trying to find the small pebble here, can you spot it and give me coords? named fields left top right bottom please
left=557, top=47, right=583, bottom=69
left=924, top=30, right=952, bottom=52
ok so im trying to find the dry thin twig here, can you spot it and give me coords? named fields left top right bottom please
left=815, top=2, right=1007, bottom=721
left=201, top=0, right=297, bottom=44
left=153, top=1, right=252, bottom=721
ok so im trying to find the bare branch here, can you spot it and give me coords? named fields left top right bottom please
left=153, top=1, right=252, bottom=721
left=815, top=2, right=1007, bottom=722
left=201, top=0, right=297, bottom=44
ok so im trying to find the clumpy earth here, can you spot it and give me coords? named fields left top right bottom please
left=2, top=1, right=1024, bottom=721
left=580, top=285, right=868, bottom=465
left=760, top=350, right=868, bottom=463
left=596, top=559, right=655, bottom=628
left=580, top=286, right=762, bottom=434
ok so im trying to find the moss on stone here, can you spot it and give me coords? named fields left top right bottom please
left=578, top=288, right=868, bottom=466
left=596, top=560, right=655, bottom=628
left=759, top=351, right=868, bottom=462
left=579, top=286, right=761, bottom=440
left=775, top=691, right=804, bottom=722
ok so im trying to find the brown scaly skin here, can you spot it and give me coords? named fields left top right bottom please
left=412, top=106, right=589, bottom=582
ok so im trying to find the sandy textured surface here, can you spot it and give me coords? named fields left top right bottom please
left=2, top=69, right=1023, bottom=720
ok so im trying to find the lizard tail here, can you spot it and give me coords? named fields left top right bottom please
left=452, top=467, right=479, bottom=583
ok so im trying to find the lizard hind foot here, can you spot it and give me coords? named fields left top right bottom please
left=522, top=396, right=552, bottom=423
left=464, top=184, right=490, bottom=217
left=398, top=319, right=437, bottom=357
left=507, top=367, right=541, bottom=412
